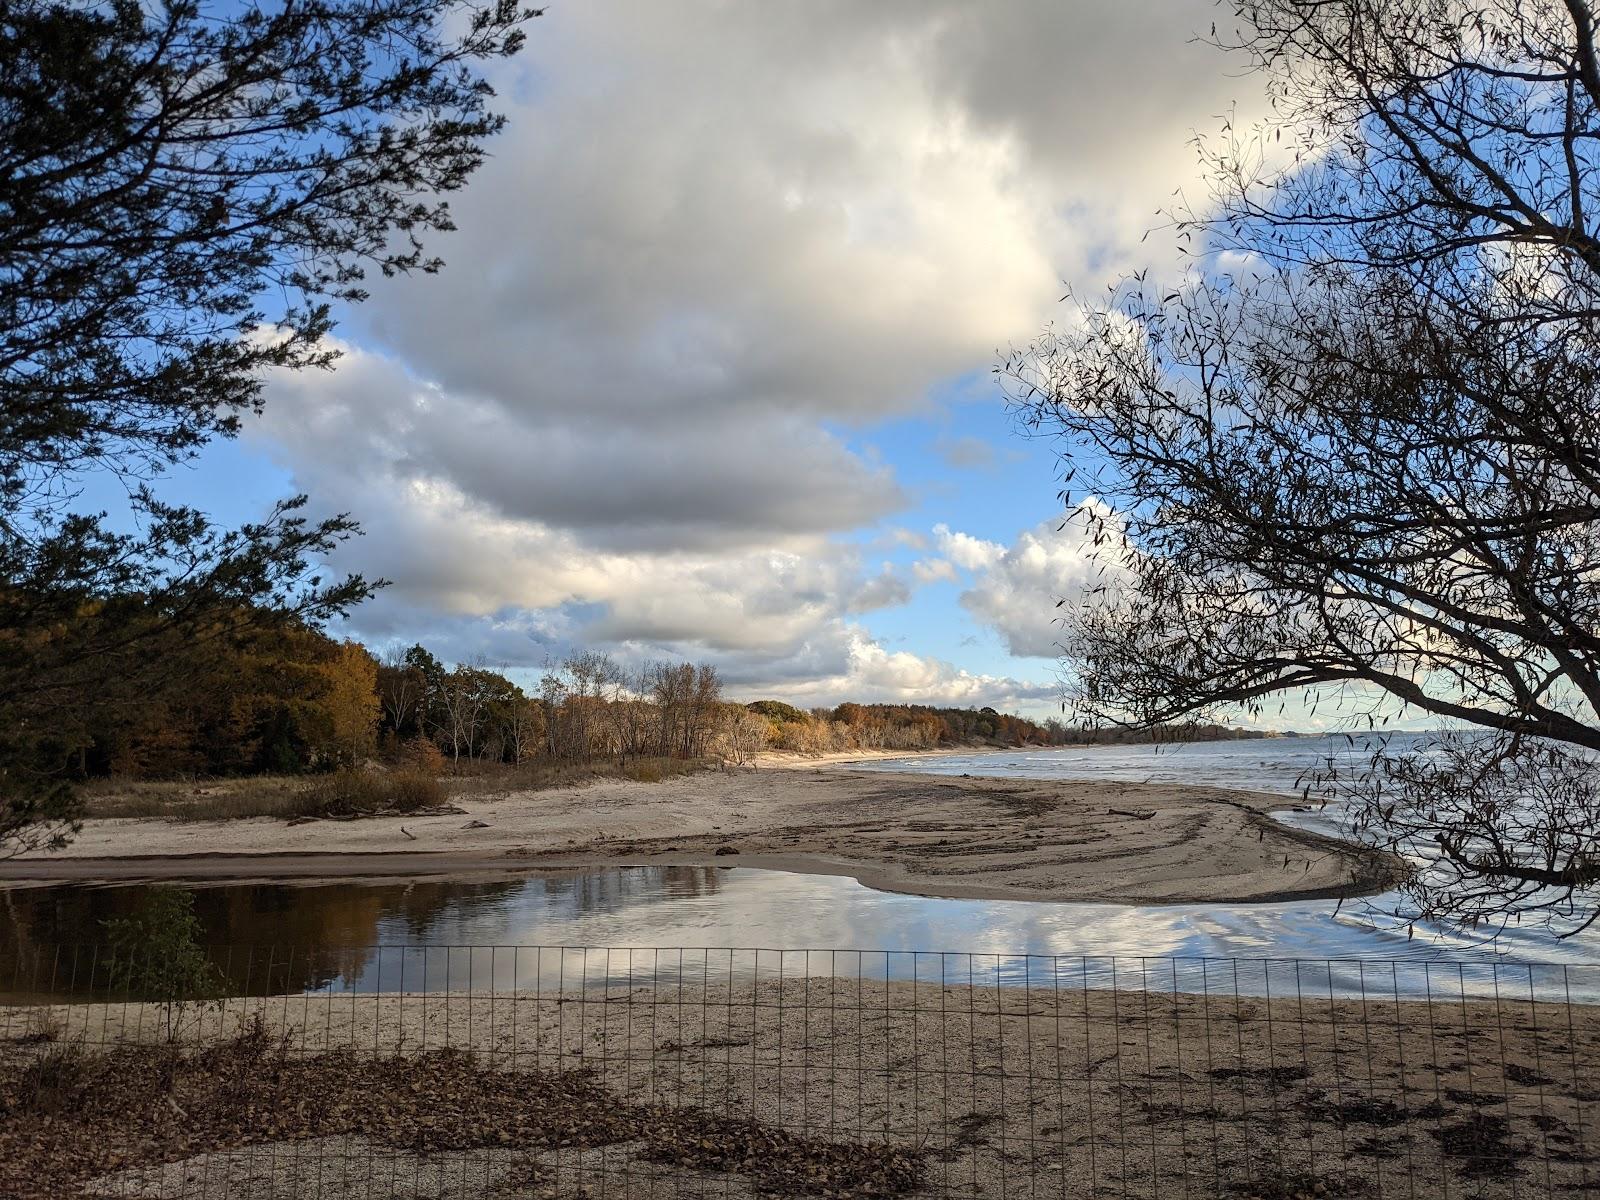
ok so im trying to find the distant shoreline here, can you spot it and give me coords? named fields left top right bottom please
left=754, top=744, right=1029, bottom=769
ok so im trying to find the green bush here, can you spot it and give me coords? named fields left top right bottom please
left=746, top=699, right=807, bottom=724
left=288, top=769, right=444, bottom=818
left=103, top=887, right=221, bottom=1041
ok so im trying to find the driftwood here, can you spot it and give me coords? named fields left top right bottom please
left=283, top=804, right=465, bottom=828
left=1107, top=806, right=1156, bottom=820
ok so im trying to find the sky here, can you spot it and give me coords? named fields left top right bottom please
left=134, top=0, right=1275, bottom=719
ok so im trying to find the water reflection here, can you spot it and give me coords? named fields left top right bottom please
left=0, top=866, right=730, bottom=997
left=3, top=865, right=1597, bottom=1001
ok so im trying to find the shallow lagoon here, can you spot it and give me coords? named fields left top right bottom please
left=4, top=733, right=1596, bottom=997
left=4, top=862, right=1596, bottom=999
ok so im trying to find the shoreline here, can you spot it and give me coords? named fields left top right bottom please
left=0, top=763, right=1405, bottom=906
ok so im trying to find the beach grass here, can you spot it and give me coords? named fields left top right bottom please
left=77, top=757, right=713, bottom=822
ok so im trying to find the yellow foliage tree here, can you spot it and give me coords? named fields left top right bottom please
left=318, top=641, right=380, bottom=767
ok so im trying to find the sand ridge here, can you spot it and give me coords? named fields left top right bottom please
left=1, top=765, right=1402, bottom=904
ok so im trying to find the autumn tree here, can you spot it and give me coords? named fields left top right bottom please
left=475, top=668, right=529, bottom=762
left=500, top=695, right=545, bottom=765
left=1003, top=0, right=1600, bottom=933
left=652, top=663, right=722, bottom=758
left=319, top=642, right=380, bottom=767
left=437, top=665, right=489, bottom=762
left=80, top=618, right=377, bottom=776
left=715, top=704, right=770, bottom=765
left=402, top=645, right=449, bottom=742
left=607, top=666, right=661, bottom=761
left=1, top=0, right=538, bottom=852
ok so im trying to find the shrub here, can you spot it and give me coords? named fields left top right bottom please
left=746, top=699, right=807, bottom=724
left=16, top=1010, right=62, bottom=1045
left=103, top=887, right=222, bottom=1041
left=385, top=770, right=447, bottom=812
left=14, top=1043, right=88, bottom=1116
left=288, top=769, right=444, bottom=818
left=395, top=735, right=447, bottom=774
left=620, top=757, right=706, bottom=784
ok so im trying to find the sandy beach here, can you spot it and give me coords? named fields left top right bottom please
left=1, top=762, right=1402, bottom=904
left=6, top=976, right=1593, bottom=1199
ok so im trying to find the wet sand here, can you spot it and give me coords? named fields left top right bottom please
left=2, top=766, right=1402, bottom=904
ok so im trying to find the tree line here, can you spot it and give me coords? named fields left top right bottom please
left=749, top=701, right=1279, bottom=752
left=39, top=618, right=1122, bottom=780
left=377, top=647, right=738, bottom=766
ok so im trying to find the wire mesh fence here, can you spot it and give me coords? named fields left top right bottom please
left=1, top=946, right=1597, bottom=1199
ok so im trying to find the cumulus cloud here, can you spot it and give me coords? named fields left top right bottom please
left=255, top=347, right=917, bottom=673
left=242, top=1, right=1246, bottom=691
left=911, top=558, right=959, bottom=585
left=933, top=524, right=1005, bottom=572
left=942, top=518, right=1104, bottom=658
left=359, top=1, right=1236, bottom=412
left=257, top=343, right=901, bottom=554
left=884, top=528, right=929, bottom=551
left=741, top=629, right=1059, bottom=709
left=314, top=0, right=1238, bottom=545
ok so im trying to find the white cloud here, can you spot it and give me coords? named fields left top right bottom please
left=941, top=518, right=1105, bottom=658
left=933, top=523, right=1005, bottom=571
left=242, top=1, right=1251, bottom=692
left=256, top=342, right=901, bottom=554
left=851, top=566, right=913, bottom=613
left=738, top=629, right=1057, bottom=709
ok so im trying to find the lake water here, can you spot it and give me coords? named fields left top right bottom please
left=3, top=733, right=1596, bottom=997
left=848, top=731, right=1425, bottom=800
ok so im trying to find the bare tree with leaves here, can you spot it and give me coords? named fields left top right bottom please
left=1003, top=0, right=1600, bottom=935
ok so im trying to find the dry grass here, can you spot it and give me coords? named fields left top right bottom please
left=286, top=770, right=445, bottom=818
left=441, top=756, right=711, bottom=800
left=79, top=775, right=312, bottom=821
left=80, top=771, right=444, bottom=822
left=78, top=758, right=712, bottom=822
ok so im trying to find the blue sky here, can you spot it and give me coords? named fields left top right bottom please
left=838, top=399, right=1063, bottom=674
